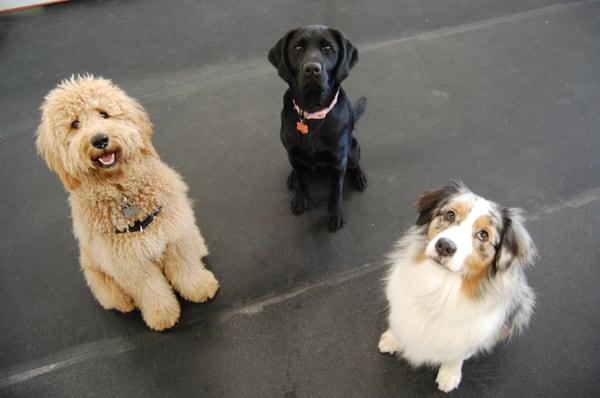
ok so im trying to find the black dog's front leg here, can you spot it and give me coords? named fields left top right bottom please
left=290, top=161, right=310, bottom=215
left=327, top=162, right=347, bottom=231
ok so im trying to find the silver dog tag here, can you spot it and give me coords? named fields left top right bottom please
left=122, top=199, right=139, bottom=219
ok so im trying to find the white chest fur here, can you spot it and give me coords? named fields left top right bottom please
left=386, top=257, right=508, bottom=365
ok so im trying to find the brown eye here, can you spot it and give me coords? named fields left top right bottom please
left=322, top=44, right=332, bottom=53
left=71, top=120, right=80, bottom=129
left=443, top=210, right=456, bottom=222
left=476, top=230, right=489, bottom=242
left=99, top=111, right=109, bottom=119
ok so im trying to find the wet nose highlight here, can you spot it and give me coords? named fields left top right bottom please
left=91, top=133, right=109, bottom=149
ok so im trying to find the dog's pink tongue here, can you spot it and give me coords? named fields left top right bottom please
left=99, top=152, right=115, bottom=165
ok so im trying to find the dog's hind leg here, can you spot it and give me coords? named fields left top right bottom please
left=348, top=137, right=367, bottom=191
left=499, top=282, right=535, bottom=342
left=162, top=227, right=219, bottom=304
left=81, top=251, right=135, bottom=313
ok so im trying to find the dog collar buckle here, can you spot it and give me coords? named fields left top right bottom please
left=116, top=206, right=162, bottom=234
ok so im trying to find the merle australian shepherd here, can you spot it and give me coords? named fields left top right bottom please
left=379, top=182, right=537, bottom=392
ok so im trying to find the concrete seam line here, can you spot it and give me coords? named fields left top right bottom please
left=0, top=262, right=387, bottom=388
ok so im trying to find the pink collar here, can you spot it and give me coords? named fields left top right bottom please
left=292, top=90, right=339, bottom=120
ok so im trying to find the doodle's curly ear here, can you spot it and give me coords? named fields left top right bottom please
left=414, top=181, right=465, bottom=226
left=268, top=28, right=299, bottom=83
left=116, top=91, right=158, bottom=158
left=35, top=116, right=80, bottom=191
left=330, top=28, right=358, bottom=83
left=494, top=208, right=538, bottom=273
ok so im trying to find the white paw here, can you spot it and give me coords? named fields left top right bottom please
left=436, top=367, right=462, bottom=393
left=378, top=330, right=398, bottom=354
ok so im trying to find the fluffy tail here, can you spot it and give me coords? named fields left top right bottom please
left=354, top=97, right=367, bottom=121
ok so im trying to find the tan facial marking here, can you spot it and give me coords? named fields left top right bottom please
left=426, top=217, right=444, bottom=241
left=461, top=216, right=497, bottom=298
left=425, top=200, right=473, bottom=242
left=461, top=263, right=490, bottom=298
left=473, top=215, right=493, bottom=237
left=414, top=252, right=428, bottom=263
left=453, top=201, right=472, bottom=220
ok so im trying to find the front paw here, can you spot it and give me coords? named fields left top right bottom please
left=351, top=168, right=367, bottom=191
left=436, top=366, right=462, bottom=393
left=327, top=214, right=345, bottom=231
left=291, top=193, right=309, bottom=214
left=378, top=329, right=398, bottom=354
left=287, top=170, right=297, bottom=192
left=142, top=300, right=181, bottom=332
left=183, top=269, right=220, bottom=303
left=112, top=296, right=136, bottom=313
left=94, top=287, right=135, bottom=313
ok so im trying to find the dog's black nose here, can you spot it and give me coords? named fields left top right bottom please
left=302, top=62, right=322, bottom=76
left=435, top=238, right=457, bottom=257
left=91, top=133, right=109, bottom=149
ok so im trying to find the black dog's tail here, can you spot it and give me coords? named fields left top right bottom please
left=354, top=97, right=367, bottom=121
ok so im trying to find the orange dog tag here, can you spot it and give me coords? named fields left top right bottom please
left=296, top=121, right=309, bottom=134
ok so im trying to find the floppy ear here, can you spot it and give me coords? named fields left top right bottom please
left=414, top=182, right=463, bottom=226
left=331, top=29, right=358, bottom=83
left=494, top=208, right=538, bottom=272
left=268, top=29, right=298, bottom=83
left=35, top=119, right=80, bottom=191
left=118, top=91, right=158, bottom=158
left=130, top=99, right=158, bottom=157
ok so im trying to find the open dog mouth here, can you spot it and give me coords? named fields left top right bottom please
left=93, top=151, right=118, bottom=168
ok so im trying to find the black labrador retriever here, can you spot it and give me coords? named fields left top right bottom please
left=268, top=25, right=367, bottom=231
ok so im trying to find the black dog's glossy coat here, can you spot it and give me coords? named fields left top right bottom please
left=268, top=25, right=367, bottom=231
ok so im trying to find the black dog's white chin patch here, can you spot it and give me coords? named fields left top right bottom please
left=94, top=152, right=117, bottom=168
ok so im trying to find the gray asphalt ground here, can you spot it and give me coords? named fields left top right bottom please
left=1, top=0, right=599, bottom=396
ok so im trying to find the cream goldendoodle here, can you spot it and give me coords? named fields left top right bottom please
left=36, top=75, right=219, bottom=331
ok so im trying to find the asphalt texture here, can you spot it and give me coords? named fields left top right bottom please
left=1, top=0, right=599, bottom=396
